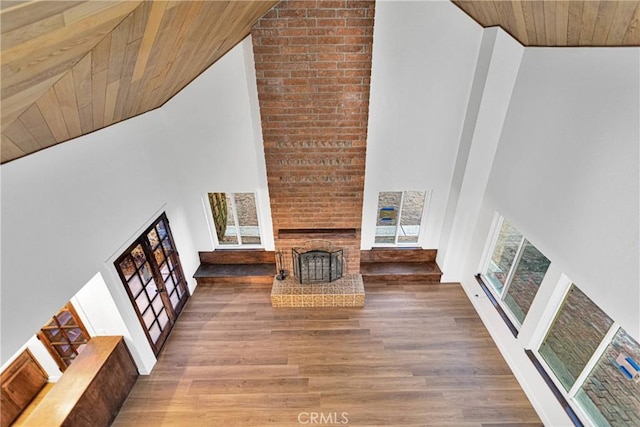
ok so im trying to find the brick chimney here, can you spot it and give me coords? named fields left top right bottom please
left=252, top=0, right=374, bottom=274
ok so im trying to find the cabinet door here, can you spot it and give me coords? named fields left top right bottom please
left=1, top=391, right=21, bottom=427
left=0, top=349, right=48, bottom=426
left=38, top=303, right=91, bottom=371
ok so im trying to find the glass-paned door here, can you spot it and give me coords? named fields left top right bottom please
left=115, top=213, right=189, bottom=355
left=208, top=192, right=262, bottom=246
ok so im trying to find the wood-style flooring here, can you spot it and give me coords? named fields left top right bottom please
left=113, top=281, right=542, bottom=426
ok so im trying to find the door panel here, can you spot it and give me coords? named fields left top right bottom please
left=115, top=213, right=189, bottom=355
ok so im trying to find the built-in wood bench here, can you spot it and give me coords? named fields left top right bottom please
left=360, top=248, right=442, bottom=283
left=16, top=336, right=138, bottom=427
left=193, top=250, right=276, bottom=285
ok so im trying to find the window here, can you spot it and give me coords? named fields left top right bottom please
left=503, top=241, right=551, bottom=324
left=482, top=216, right=550, bottom=327
left=575, top=328, right=640, bottom=426
left=485, top=219, right=523, bottom=293
left=374, top=190, right=428, bottom=245
left=37, top=303, right=90, bottom=371
left=208, top=192, right=261, bottom=246
left=539, top=285, right=614, bottom=391
left=534, top=282, right=640, bottom=427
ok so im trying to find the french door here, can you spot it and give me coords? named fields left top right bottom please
left=115, top=213, right=189, bottom=355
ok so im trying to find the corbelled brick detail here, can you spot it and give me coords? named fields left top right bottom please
left=252, top=0, right=375, bottom=274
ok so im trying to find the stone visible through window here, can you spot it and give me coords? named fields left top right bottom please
left=503, top=241, right=551, bottom=324
left=485, top=219, right=523, bottom=293
left=209, top=192, right=261, bottom=246
left=539, top=285, right=614, bottom=391
left=374, top=190, right=427, bottom=245
left=482, top=216, right=550, bottom=327
left=575, top=328, right=640, bottom=426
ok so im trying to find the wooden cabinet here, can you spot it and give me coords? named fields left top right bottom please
left=1, top=349, right=48, bottom=427
left=18, top=336, right=138, bottom=427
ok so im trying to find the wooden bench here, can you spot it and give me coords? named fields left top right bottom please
left=360, top=248, right=442, bottom=283
left=193, top=250, right=277, bottom=285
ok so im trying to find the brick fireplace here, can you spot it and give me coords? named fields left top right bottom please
left=251, top=0, right=375, bottom=276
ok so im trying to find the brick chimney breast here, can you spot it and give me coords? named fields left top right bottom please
left=252, top=0, right=375, bottom=274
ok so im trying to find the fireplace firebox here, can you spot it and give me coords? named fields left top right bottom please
left=292, top=246, right=343, bottom=284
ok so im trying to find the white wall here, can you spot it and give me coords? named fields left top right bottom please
left=160, top=37, right=274, bottom=252
left=71, top=272, right=133, bottom=343
left=454, top=46, right=640, bottom=426
left=438, top=28, right=524, bottom=280
left=0, top=273, right=135, bottom=381
left=0, top=335, right=61, bottom=382
left=362, top=0, right=482, bottom=248
left=0, top=38, right=272, bottom=368
left=484, top=47, right=640, bottom=338
left=1, top=106, right=174, bottom=368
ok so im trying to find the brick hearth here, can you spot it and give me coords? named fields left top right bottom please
left=271, top=274, right=365, bottom=307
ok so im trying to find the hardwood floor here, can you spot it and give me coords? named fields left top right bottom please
left=113, top=281, right=542, bottom=426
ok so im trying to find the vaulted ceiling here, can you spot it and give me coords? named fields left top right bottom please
left=1, top=1, right=639, bottom=164
left=0, top=0, right=278, bottom=163
left=453, top=1, right=640, bottom=46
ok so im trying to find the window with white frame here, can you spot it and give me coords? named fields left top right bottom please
left=535, top=283, right=640, bottom=426
left=374, top=190, right=428, bottom=245
left=208, top=192, right=262, bottom=246
left=539, top=285, right=614, bottom=391
left=575, top=328, right=640, bottom=426
left=482, top=216, right=551, bottom=327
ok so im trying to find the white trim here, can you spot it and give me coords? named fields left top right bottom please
left=570, top=322, right=620, bottom=391
left=500, top=235, right=526, bottom=298
left=395, top=190, right=406, bottom=244
left=252, top=191, right=266, bottom=248
left=498, top=235, right=528, bottom=328
left=567, top=323, right=634, bottom=427
left=201, top=194, right=218, bottom=249
left=417, top=189, right=433, bottom=246
left=527, top=274, right=574, bottom=350
left=529, top=282, right=621, bottom=427
left=529, top=283, right=580, bottom=397
left=478, top=213, right=504, bottom=274
left=228, top=193, right=241, bottom=244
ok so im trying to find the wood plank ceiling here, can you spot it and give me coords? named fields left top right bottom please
left=0, top=0, right=278, bottom=163
left=1, top=1, right=639, bottom=164
left=453, top=1, right=640, bottom=46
